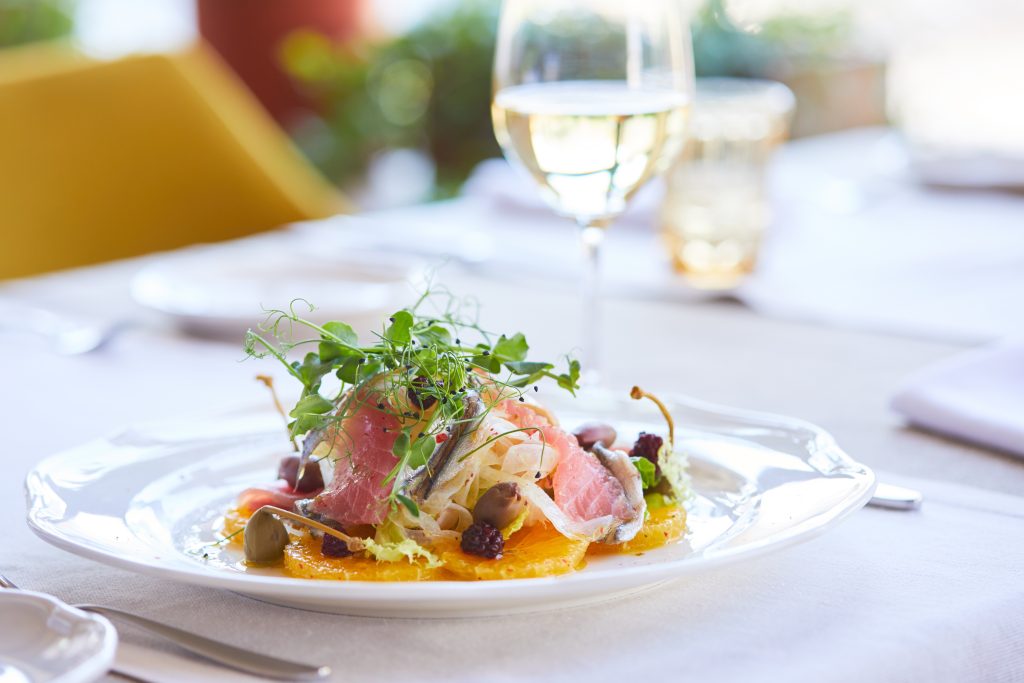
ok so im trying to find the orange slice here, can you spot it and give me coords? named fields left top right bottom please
left=436, top=523, right=590, bottom=580
left=219, top=505, right=251, bottom=546
left=224, top=504, right=599, bottom=580
left=283, top=533, right=447, bottom=581
left=588, top=505, right=687, bottom=555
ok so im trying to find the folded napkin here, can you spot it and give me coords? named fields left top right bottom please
left=909, top=145, right=1024, bottom=190
left=891, top=341, right=1024, bottom=458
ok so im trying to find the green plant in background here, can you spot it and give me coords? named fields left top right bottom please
left=692, top=0, right=852, bottom=78
left=0, top=0, right=74, bottom=48
left=282, top=0, right=852, bottom=199
left=282, top=0, right=500, bottom=198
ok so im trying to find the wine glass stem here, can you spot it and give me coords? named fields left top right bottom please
left=579, top=221, right=605, bottom=383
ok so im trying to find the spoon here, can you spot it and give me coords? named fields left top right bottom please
left=0, top=664, right=31, bottom=683
left=0, top=573, right=329, bottom=681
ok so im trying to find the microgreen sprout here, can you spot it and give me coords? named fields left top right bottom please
left=243, top=287, right=581, bottom=515
left=256, top=374, right=297, bottom=451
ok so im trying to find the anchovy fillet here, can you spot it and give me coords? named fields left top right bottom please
left=407, top=392, right=484, bottom=501
left=593, top=444, right=647, bottom=543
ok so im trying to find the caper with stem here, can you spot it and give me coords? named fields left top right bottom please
left=242, top=505, right=364, bottom=564
left=243, top=507, right=289, bottom=563
left=630, top=386, right=675, bottom=448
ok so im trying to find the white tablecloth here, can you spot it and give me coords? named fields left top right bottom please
left=4, top=129, right=1024, bottom=680
left=2, top=259, right=1023, bottom=682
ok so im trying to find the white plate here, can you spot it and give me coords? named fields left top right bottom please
left=26, top=393, right=874, bottom=618
left=0, top=591, right=116, bottom=683
left=130, top=244, right=426, bottom=340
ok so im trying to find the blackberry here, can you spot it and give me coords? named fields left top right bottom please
left=460, top=521, right=504, bottom=559
left=321, top=533, right=352, bottom=558
left=631, top=432, right=664, bottom=475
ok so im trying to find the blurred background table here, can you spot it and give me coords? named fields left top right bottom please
left=4, top=200, right=1023, bottom=495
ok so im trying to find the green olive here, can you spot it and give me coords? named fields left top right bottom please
left=243, top=507, right=289, bottom=563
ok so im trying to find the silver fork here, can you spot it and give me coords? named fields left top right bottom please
left=0, top=573, right=329, bottom=681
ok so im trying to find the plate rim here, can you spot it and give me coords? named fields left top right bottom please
left=25, top=393, right=876, bottom=603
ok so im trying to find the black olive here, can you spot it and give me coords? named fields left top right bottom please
left=408, top=376, right=440, bottom=410
left=472, top=482, right=527, bottom=529
left=572, top=422, right=617, bottom=451
left=277, top=455, right=324, bottom=493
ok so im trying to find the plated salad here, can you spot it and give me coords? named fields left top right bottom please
left=224, top=294, right=690, bottom=581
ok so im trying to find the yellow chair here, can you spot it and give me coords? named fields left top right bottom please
left=0, top=42, right=345, bottom=279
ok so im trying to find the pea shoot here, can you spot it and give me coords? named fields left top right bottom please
left=243, top=288, right=581, bottom=515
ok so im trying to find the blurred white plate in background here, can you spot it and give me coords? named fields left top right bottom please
left=131, top=246, right=427, bottom=341
left=0, top=591, right=116, bottom=683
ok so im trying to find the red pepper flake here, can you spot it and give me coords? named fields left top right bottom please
left=435, top=433, right=449, bottom=444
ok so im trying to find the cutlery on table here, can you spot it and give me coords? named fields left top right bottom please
left=868, top=482, right=924, bottom=510
left=0, top=300, right=127, bottom=355
left=0, top=573, right=329, bottom=681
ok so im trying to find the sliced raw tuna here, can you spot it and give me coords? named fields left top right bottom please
left=548, top=424, right=632, bottom=522
left=499, top=398, right=633, bottom=524
left=498, top=398, right=552, bottom=431
left=311, top=401, right=401, bottom=526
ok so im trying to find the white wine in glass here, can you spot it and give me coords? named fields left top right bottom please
left=492, top=0, right=693, bottom=381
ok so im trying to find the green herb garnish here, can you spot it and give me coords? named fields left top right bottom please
left=630, top=456, right=658, bottom=489
left=244, top=287, right=580, bottom=515
left=630, top=386, right=692, bottom=504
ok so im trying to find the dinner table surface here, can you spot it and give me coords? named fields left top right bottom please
left=3, top=177, right=1024, bottom=681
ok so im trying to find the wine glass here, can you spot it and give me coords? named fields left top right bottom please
left=492, top=0, right=693, bottom=381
